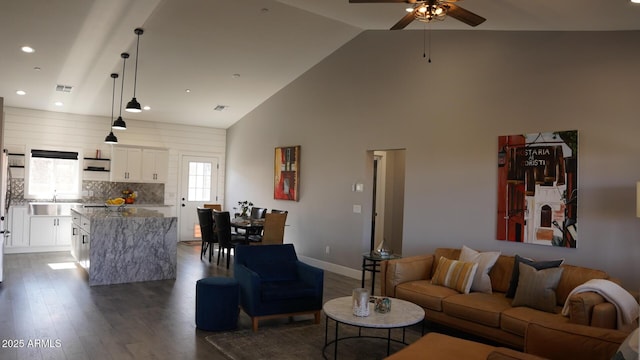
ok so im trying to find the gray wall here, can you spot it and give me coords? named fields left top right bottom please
left=225, top=30, right=640, bottom=289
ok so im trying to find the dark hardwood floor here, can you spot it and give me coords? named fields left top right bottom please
left=0, top=244, right=364, bottom=360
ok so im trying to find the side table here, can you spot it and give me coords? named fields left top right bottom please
left=361, top=253, right=401, bottom=295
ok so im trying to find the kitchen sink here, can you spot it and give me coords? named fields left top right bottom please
left=29, top=202, right=82, bottom=216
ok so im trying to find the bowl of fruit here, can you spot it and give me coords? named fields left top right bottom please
left=105, top=197, right=126, bottom=209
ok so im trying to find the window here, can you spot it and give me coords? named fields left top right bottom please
left=187, top=161, right=212, bottom=201
left=26, top=149, right=81, bottom=199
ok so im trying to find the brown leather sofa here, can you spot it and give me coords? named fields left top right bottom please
left=380, top=247, right=638, bottom=350
left=385, top=319, right=631, bottom=360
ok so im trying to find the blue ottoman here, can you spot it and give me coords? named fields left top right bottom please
left=196, top=277, right=239, bottom=331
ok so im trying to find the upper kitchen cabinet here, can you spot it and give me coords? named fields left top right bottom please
left=111, top=146, right=142, bottom=182
left=141, top=149, right=169, bottom=183
left=110, top=146, right=168, bottom=183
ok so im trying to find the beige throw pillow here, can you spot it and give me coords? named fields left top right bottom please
left=431, top=256, right=478, bottom=294
left=512, top=263, right=564, bottom=313
left=459, top=245, right=501, bottom=293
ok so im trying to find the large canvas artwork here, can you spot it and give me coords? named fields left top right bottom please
left=496, top=131, right=578, bottom=248
left=274, top=146, right=300, bottom=201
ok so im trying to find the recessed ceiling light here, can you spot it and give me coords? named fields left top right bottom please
left=16, top=90, right=26, bottom=96
left=232, top=73, right=241, bottom=79
left=214, top=105, right=229, bottom=111
left=33, top=66, right=41, bottom=71
left=21, top=46, right=35, bottom=53
left=54, top=101, right=63, bottom=107
left=143, top=106, right=151, bottom=111
left=185, top=89, right=191, bottom=93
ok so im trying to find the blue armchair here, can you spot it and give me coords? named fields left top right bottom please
left=234, top=244, right=324, bottom=331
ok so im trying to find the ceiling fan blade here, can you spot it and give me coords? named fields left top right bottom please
left=446, top=3, right=486, bottom=27
left=390, top=11, right=416, bottom=30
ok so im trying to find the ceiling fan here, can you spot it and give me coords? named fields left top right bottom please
left=349, top=0, right=486, bottom=30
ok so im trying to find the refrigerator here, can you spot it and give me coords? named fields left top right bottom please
left=0, top=98, right=7, bottom=282
left=0, top=151, right=10, bottom=282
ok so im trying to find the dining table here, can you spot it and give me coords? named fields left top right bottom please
left=230, top=217, right=265, bottom=243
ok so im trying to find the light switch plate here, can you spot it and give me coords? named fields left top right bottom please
left=353, top=205, right=362, bottom=213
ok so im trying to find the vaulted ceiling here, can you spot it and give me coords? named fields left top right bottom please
left=1, top=0, right=638, bottom=129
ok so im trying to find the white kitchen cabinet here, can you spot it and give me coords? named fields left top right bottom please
left=141, top=149, right=169, bottom=183
left=29, top=216, right=72, bottom=248
left=71, top=212, right=90, bottom=269
left=111, top=147, right=142, bottom=182
left=5, top=206, right=30, bottom=251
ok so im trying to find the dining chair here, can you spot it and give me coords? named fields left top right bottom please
left=250, top=207, right=267, bottom=219
left=243, top=207, right=267, bottom=236
left=248, top=212, right=287, bottom=245
left=203, top=203, right=222, bottom=211
left=196, top=207, right=217, bottom=262
left=213, top=211, right=246, bottom=269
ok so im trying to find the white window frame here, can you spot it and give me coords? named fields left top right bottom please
left=24, top=146, right=83, bottom=200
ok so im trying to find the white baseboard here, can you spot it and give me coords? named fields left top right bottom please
left=298, top=255, right=364, bottom=280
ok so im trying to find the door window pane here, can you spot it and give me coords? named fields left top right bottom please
left=187, top=161, right=212, bottom=201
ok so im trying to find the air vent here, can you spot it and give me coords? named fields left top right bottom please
left=214, top=105, right=228, bottom=111
left=55, top=84, right=73, bottom=93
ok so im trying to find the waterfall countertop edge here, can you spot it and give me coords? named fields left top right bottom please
left=72, top=207, right=175, bottom=219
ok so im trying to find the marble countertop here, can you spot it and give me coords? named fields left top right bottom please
left=72, top=207, right=170, bottom=219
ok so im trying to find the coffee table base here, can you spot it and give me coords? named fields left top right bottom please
left=322, top=315, right=416, bottom=359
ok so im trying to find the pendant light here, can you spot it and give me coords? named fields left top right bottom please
left=126, top=28, right=144, bottom=113
left=104, top=73, right=119, bottom=144
left=112, top=52, right=129, bottom=130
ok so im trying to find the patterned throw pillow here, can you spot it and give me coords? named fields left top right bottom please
left=506, top=254, right=564, bottom=298
left=511, top=263, right=564, bottom=313
left=431, top=256, right=478, bottom=294
left=459, top=245, right=501, bottom=293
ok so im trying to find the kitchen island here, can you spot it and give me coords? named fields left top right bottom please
left=71, top=207, right=177, bottom=286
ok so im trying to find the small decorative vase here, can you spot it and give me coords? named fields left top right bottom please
left=352, top=288, right=370, bottom=317
left=374, top=297, right=392, bottom=313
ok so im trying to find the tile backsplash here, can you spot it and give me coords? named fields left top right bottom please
left=10, top=179, right=165, bottom=205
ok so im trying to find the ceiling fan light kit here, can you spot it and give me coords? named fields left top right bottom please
left=126, top=28, right=144, bottom=113
left=351, top=0, right=486, bottom=30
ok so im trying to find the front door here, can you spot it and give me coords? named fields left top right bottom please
left=179, top=155, right=219, bottom=241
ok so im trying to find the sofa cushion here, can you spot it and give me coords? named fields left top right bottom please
left=460, top=246, right=501, bottom=294
left=512, top=263, right=563, bottom=313
left=261, top=280, right=316, bottom=301
left=506, top=255, right=564, bottom=298
left=487, top=348, right=547, bottom=360
left=246, top=259, right=298, bottom=282
left=442, top=292, right=512, bottom=328
left=396, top=280, right=459, bottom=311
left=433, top=248, right=462, bottom=273
left=431, top=256, right=478, bottom=294
left=489, top=255, right=516, bottom=294
left=501, top=306, right=567, bottom=336
left=385, top=332, right=497, bottom=360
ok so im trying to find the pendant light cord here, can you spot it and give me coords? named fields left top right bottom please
left=110, top=74, right=117, bottom=130
left=422, top=24, right=432, bottom=63
left=132, top=33, right=140, bottom=97
left=119, top=54, right=127, bottom=115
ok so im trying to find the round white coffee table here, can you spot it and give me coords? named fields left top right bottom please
left=322, top=296, right=425, bottom=359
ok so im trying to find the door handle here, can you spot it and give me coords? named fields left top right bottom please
left=181, top=204, right=186, bottom=207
